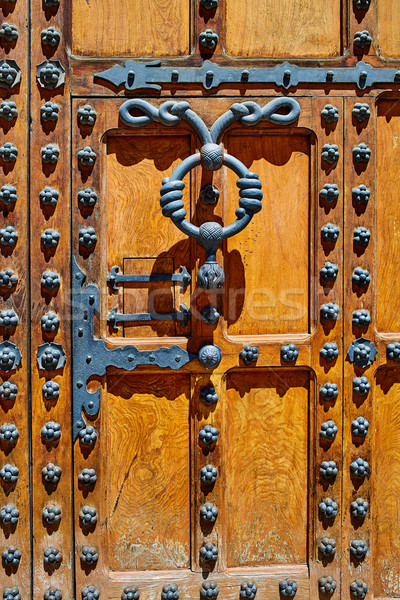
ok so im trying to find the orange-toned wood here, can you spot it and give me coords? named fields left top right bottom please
left=376, top=0, right=400, bottom=58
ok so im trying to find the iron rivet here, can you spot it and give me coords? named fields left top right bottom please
left=86, top=355, right=91, bottom=363
left=128, top=354, right=134, bottom=362
left=171, top=70, right=179, bottom=81
left=77, top=381, right=83, bottom=388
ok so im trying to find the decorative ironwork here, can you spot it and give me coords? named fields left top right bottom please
left=78, top=426, right=98, bottom=447
left=320, top=342, right=339, bottom=362
left=321, top=104, right=339, bottom=124
left=82, top=587, right=99, bottom=600
left=239, top=345, right=258, bottom=364
left=42, top=462, right=61, bottom=484
left=2, top=546, right=21, bottom=566
left=347, top=337, right=377, bottom=367
left=319, top=497, right=338, bottom=519
left=41, top=421, right=61, bottom=444
left=41, top=271, right=60, bottom=291
left=321, top=223, right=340, bottom=242
left=352, top=184, right=370, bottom=205
left=41, top=144, right=59, bottom=164
left=201, top=582, right=219, bottom=599
left=162, top=586, right=179, bottom=600
left=353, top=376, right=370, bottom=395
left=78, top=104, right=97, bottom=126
left=350, top=457, right=369, bottom=478
left=318, top=537, right=336, bottom=556
left=200, top=385, right=218, bottom=406
left=40, top=187, right=59, bottom=206
left=78, top=188, right=98, bottom=208
left=199, top=425, right=219, bottom=446
left=350, top=581, right=368, bottom=599
left=350, top=540, right=368, bottom=559
left=320, top=261, right=339, bottom=282
left=0, top=102, right=18, bottom=122
left=80, top=546, right=98, bottom=565
left=41, top=313, right=60, bottom=333
left=42, top=380, right=60, bottom=400
left=0, top=225, right=18, bottom=247
left=42, top=505, right=61, bottom=525
left=320, top=382, right=339, bottom=401
left=387, top=341, right=400, bottom=360
left=351, top=498, right=368, bottom=519
left=200, top=542, right=218, bottom=562
left=281, top=344, right=299, bottom=362
left=353, top=31, right=372, bottom=49
left=240, top=582, right=257, bottom=599
left=37, top=60, right=65, bottom=89
left=320, top=460, right=338, bottom=481
left=0, top=464, right=19, bottom=484
left=41, top=229, right=60, bottom=249
left=199, top=29, right=219, bottom=50
left=0, top=23, right=18, bottom=43
left=122, top=587, right=139, bottom=600
left=352, top=103, right=370, bottom=122
left=200, top=0, right=218, bottom=8
left=198, top=344, right=222, bottom=368
left=79, top=227, right=97, bottom=250
left=0, top=309, right=18, bottom=329
left=321, top=143, right=339, bottom=164
left=320, top=302, right=339, bottom=321
left=0, top=381, right=18, bottom=402
left=43, top=546, right=62, bottom=567
left=200, top=184, right=219, bottom=205
left=200, top=502, right=218, bottom=523
left=352, top=416, right=369, bottom=437
left=319, top=183, right=339, bottom=204
left=79, top=505, right=97, bottom=527
left=78, top=468, right=97, bottom=487
left=0, top=185, right=17, bottom=206
left=0, top=60, right=21, bottom=89
left=78, top=146, right=96, bottom=167
left=3, top=589, right=21, bottom=600
left=0, top=424, right=19, bottom=445
left=354, top=0, right=370, bottom=9
left=352, top=142, right=371, bottom=163
left=41, top=26, right=61, bottom=47
left=107, top=265, right=191, bottom=291
left=0, top=504, right=19, bottom=525
left=318, top=577, right=337, bottom=594
left=37, top=343, right=66, bottom=371
left=0, top=342, right=21, bottom=373
left=107, top=305, right=190, bottom=329
left=278, top=580, right=297, bottom=597
left=352, top=309, right=371, bottom=327
left=319, top=420, right=338, bottom=440
left=200, top=464, right=218, bottom=484
left=201, top=305, right=220, bottom=325
left=0, top=142, right=18, bottom=162
left=354, top=226, right=371, bottom=246
left=44, top=588, right=62, bottom=600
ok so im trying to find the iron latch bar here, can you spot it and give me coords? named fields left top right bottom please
left=107, top=265, right=191, bottom=291
left=107, top=305, right=191, bottom=329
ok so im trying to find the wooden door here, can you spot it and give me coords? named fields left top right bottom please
left=1, top=0, right=400, bottom=598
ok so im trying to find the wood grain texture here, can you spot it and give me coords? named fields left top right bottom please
left=71, top=0, right=190, bottom=57
left=376, top=0, right=400, bottom=58
left=225, top=0, right=341, bottom=57
left=225, top=132, right=310, bottom=336
left=107, top=372, right=191, bottom=571
left=225, top=370, right=309, bottom=567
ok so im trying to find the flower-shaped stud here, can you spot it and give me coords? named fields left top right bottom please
left=3, top=589, right=21, bottom=600
left=199, top=29, right=219, bottom=50
left=0, top=423, right=19, bottom=445
left=350, top=580, right=368, bottom=599
left=0, top=309, right=18, bottom=329
left=0, top=464, right=19, bottom=484
left=0, top=269, right=17, bottom=292
left=41, top=26, right=61, bottom=47
left=353, top=143, right=371, bottom=163
left=387, top=341, right=400, bottom=360
left=319, top=497, right=338, bottom=519
left=352, top=103, right=371, bottom=122
left=198, top=344, right=223, bottom=368
left=352, top=267, right=370, bottom=287
left=41, top=229, right=60, bottom=250
left=78, top=467, right=97, bottom=487
left=321, top=104, right=339, bottom=124
left=350, top=539, right=368, bottom=559
left=80, top=546, right=99, bottom=565
left=0, top=226, right=18, bottom=247
left=350, top=457, right=369, bottom=478
left=320, top=343, right=339, bottom=362
left=354, top=30, right=372, bottom=48
left=321, top=302, right=339, bottom=322
left=320, top=420, right=338, bottom=440
left=319, top=183, right=339, bottom=204
left=320, top=460, right=338, bottom=481
left=352, top=185, right=370, bottom=205
left=40, top=187, right=59, bottom=206
left=320, top=261, right=339, bottom=282
left=0, top=63, right=19, bottom=88
left=78, top=188, right=97, bottom=208
left=200, top=502, right=218, bottom=523
left=78, top=146, right=97, bottom=167
left=79, top=505, right=97, bottom=527
left=43, top=0, right=59, bottom=6
left=354, top=226, right=371, bottom=246
left=354, top=0, right=370, bottom=8
left=122, top=588, right=139, bottom=600
left=79, top=425, right=98, bottom=447
left=321, top=223, right=340, bottom=242
left=42, top=462, right=61, bottom=483
left=200, top=464, right=218, bottom=485
left=44, top=546, right=62, bottom=566
left=318, top=577, right=337, bottom=594
left=79, top=227, right=97, bottom=249
left=0, top=504, right=19, bottom=525
left=41, top=312, right=60, bottom=333
left=0, top=381, right=17, bottom=402
left=239, top=345, right=258, bottom=364
left=41, top=271, right=60, bottom=291
left=78, top=105, right=97, bottom=126
left=38, top=344, right=65, bottom=370
left=38, top=63, right=63, bottom=89
left=41, top=421, right=61, bottom=444
left=0, top=23, right=18, bottom=43
left=82, top=586, right=99, bottom=600
left=200, top=542, right=218, bottom=562
left=352, top=416, right=369, bottom=437
left=279, top=580, right=297, bottom=597
left=0, top=143, right=18, bottom=162
left=0, top=185, right=17, bottom=206
left=162, top=585, right=179, bottom=600
left=2, top=546, right=21, bottom=566
left=41, top=144, right=59, bottom=164
left=0, top=342, right=21, bottom=372
left=351, top=497, right=369, bottom=519
left=321, top=144, right=339, bottom=164
left=200, top=0, right=219, bottom=8
left=42, top=380, right=59, bottom=400
left=42, top=505, right=61, bottom=525
left=348, top=338, right=377, bottom=367
left=200, top=184, right=220, bottom=205
left=353, top=376, right=370, bottom=396
left=281, top=343, right=299, bottom=362
left=200, top=581, right=219, bottom=599
left=199, top=425, right=219, bottom=446
left=320, top=382, right=339, bottom=401
left=40, top=101, right=59, bottom=122
left=240, top=582, right=257, bottom=600
left=0, top=101, right=18, bottom=122
left=318, top=537, right=336, bottom=556
left=44, top=588, right=62, bottom=600
left=352, top=309, right=371, bottom=327
left=200, top=385, right=218, bottom=406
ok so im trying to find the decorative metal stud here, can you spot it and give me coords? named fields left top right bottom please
left=320, top=460, right=338, bottom=481
left=78, top=105, right=97, bottom=126
left=199, top=29, right=219, bottom=50
left=41, top=229, right=60, bottom=250
left=347, top=337, right=377, bottom=367
left=351, top=497, right=369, bottom=519
left=354, top=0, right=370, bottom=9
left=318, top=577, right=337, bottom=594
left=350, top=540, right=368, bottom=559
left=44, top=588, right=62, bottom=600
left=3, top=589, right=21, bottom=600
left=79, top=505, right=97, bottom=526
left=321, top=144, right=339, bottom=164
left=0, top=342, right=21, bottom=372
left=41, top=421, right=61, bottom=443
left=41, top=144, right=59, bottom=164
left=0, top=143, right=18, bottom=163
left=387, top=341, right=400, bottom=360
left=352, top=309, right=371, bottom=327
left=2, top=546, right=21, bottom=566
left=199, top=425, right=219, bottom=446
left=201, top=305, right=220, bottom=325
left=350, top=457, right=369, bottom=478
left=321, top=223, right=340, bottom=242
left=122, top=587, right=139, bottom=600
left=41, top=312, right=60, bottom=333
left=281, top=343, right=299, bottom=362
left=0, top=424, right=19, bottom=445
left=353, top=376, right=370, bottom=395
left=37, top=60, right=65, bottom=89
left=200, top=581, right=219, bottom=599
left=200, top=502, right=218, bottom=523
left=41, top=26, right=61, bottom=47
left=0, top=24, right=18, bottom=43
left=320, top=302, right=339, bottom=321
left=79, top=227, right=97, bottom=249
left=41, top=271, right=60, bottom=291
left=79, top=425, right=98, bottom=447
left=319, top=420, right=338, bottom=440
left=0, top=309, right=18, bottom=329
left=350, top=581, right=368, bottom=599
left=42, top=380, right=59, bottom=400
left=278, top=580, right=297, bottom=597
left=200, top=0, right=218, bottom=8
left=320, top=342, right=339, bottom=362
left=351, top=415, right=370, bottom=436
left=354, top=226, right=371, bottom=246
left=78, top=467, right=97, bottom=486
left=161, top=585, right=179, bottom=600
left=42, top=505, right=61, bottom=525
left=37, top=343, right=65, bottom=370
left=352, top=103, right=370, bottom=122
left=0, top=226, right=18, bottom=247
left=81, top=587, right=99, bottom=600
left=41, top=102, right=59, bottom=122
left=318, top=537, right=336, bottom=556
left=0, top=504, right=19, bottom=525
left=42, top=462, right=61, bottom=484
left=353, top=143, right=371, bottom=163
left=352, top=267, right=370, bottom=287
left=200, top=464, right=218, bottom=485
left=0, top=60, right=21, bottom=89
left=321, top=104, right=339, bottom=124
left=0, top=381, right=17, bottom=402
left=319, top=183, right=339, bottom=204
left=0, top=464, right=19, bottom=484
left=240, top=345, right=258, bottom=364
left=78, top=188, right=98, bottom=208
left=240, top=582, right=257, bottom=600
left=200, top=542, right=218, bottom=561
left=320, top=382, right=339, bottom=401
left=352, top=185, right=370, bottom=205
left=354, top=30, right=372, bottom=48
left=200, top=184, right=220, bottom=205
left=40, top=187, right=59, bottom=206
left=200, top=385, right=218, bottom=406
left=198, top=344, right=222, bottom=369
left=320, top=261, right=339, bottom=283
left=78, top=146, right=97, bottom=167
left=319, top=497, right=338, bottom=519
left=0, top=102, right=18, bottom=122
left=44, top=546, right=62, bottom=567
left=0, top=185, right=17, bottom=207
left=80, top=546, right=98, bottom=565
left=43, top=0, right=59, bottom=6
